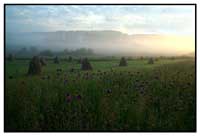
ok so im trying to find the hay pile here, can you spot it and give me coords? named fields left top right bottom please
left=27, top=56, right=42, bottom=75
left=119, top=57, right=127, bottom=66
left=68, top=56, right=72, bottom=62
left=81, top=58, right=92, bottom=70
left=7, top=54, right=14, bottom=61
left=54, top=56, right=59, bottom=64
left=40, top=57, right=46, bottom=66
left=148, top=58, right=154, bottom=64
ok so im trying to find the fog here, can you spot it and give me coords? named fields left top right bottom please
left=6, top=30, right=194, bottom=57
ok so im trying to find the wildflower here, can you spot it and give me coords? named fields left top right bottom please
left=56, top=68, right=62, bottom=72
left=65, top=93, right=72, bottom=103
left=154, top=76, right=159, bottom=80
left=76, top=94, right=82, bottom=100
left=106, top=89, right=112, bottom=94
left=56, top=73, right=60, bottom=76
left=70, top=68, right=74, bottom=72
left=41, top=76, right=46, bottom=80
left=64, top=79, right=68, bottom=85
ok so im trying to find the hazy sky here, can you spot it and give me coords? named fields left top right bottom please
left=6, top=5, right=195, bottom=35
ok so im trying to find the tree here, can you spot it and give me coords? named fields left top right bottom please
left=30, top=46, right=38, bottom=56
left=17, top=47, right=28, bottom=57
left=39, top=50, right=54, bottom=57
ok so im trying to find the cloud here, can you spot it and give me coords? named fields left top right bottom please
left=5, top=5, right=195, bottom=35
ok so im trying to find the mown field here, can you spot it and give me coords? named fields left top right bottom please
left=5, top=58, right=196, bottom=131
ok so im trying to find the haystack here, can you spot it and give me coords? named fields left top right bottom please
left=148, top=58, right=154, bottom=64
left=40, top=57, right=46, bottom=66
left=68, top=56, right=72, bottom=62
left=119, top=57, right=127, bottom=66
left=81, top=58, right=92, bottom=70
left=7, top=54, right=14, bottom=61
left=27, top=56, right=42, bottom=75
left=54, top=56, right=59, bottom=64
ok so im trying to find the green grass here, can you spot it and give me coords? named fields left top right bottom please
left=5, top=58, right=196, bottom=131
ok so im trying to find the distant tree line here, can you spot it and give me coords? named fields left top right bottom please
left=6, top=46, right=95, bottom=58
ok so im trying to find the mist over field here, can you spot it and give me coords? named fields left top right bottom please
left=5, top=5, right=196, bottom=132
left=6, top=30, right=194, bottom=57
left=6, top=5, right=195, bottom=57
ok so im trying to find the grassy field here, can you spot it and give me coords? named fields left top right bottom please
left=5, top=58, right=196, bottom=131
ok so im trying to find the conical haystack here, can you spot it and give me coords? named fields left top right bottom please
left=40, top=57, right=46, bottom=66
left=7, top=54, right=14, bottom=61
left=54, top=56, right=59, bottom=64
left=148, top=58, right=154, bottom=64
left=68, top=56, right=72, bottom=62
left=28, top=56, right=42, bottom=75
left=81, top=58, right=92, bottom=70
left=119, top=57, right=127, bottom=66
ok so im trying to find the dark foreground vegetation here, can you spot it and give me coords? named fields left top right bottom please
left=5, top=57, right=195, bottom=131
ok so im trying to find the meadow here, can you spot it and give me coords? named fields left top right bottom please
left=5, top=57, right=196, bottom=131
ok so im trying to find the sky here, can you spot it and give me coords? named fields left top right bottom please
left=6, top=5, right=195, bottom=35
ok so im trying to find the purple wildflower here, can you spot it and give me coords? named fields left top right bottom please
left=106, top=89, right=112, bottom=93
left=66, top=93, right=72, bottom=103
left=76, top=94, right=82, bottom=100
